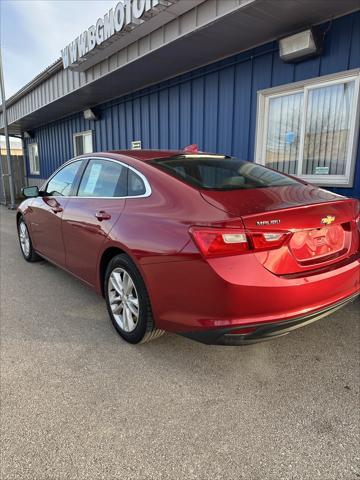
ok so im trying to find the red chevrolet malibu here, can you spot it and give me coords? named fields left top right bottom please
left=17, top=149, right=360, bottom=345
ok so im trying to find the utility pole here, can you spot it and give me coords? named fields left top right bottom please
left=0, top=138, right=6, bottom=205
left=0, top=47, right=16, bottom=209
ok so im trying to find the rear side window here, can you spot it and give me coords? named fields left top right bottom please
left=78, top=159, right=127, bottom=197
left=128, top=169, right=146, bottom=196
left=151, top=156, right=299, bottom=190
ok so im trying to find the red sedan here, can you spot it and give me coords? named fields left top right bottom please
left=18, top=150, right=360, bottom=345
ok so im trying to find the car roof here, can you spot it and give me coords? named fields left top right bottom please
left=109, top=149, right=185, bottom=161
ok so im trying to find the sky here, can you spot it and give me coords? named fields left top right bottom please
left=1, top=0, right=116, bottom=99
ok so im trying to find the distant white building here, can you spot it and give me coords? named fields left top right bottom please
left=0, top=135, right=23, bottom=156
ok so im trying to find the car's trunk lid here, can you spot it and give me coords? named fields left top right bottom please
left=201, top=185, right=359, bottom=275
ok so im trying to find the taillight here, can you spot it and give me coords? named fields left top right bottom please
left=356, top=202, right=360, bottom=251
left=189, top=227, right=290, bottom=257
left=356, top=218, right=360, bottom=252
left=251, top=231, right=291, bottom=251
left=189, top=228, right=249, bottom=257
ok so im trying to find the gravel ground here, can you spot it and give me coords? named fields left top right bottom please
left=0, top=206, right=359, bottom=480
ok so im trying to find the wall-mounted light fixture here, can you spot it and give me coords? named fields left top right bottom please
left=279, top=28, right=323, bottom=63
left=83, top=108, right=99, bottom=121
left=23, top=131, right=34, bottom=139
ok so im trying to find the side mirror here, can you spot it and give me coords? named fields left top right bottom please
left=22, top=186, right=39, bottom=198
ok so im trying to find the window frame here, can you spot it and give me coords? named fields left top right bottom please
left=73, top=130, right=94, bottom=156
left=42, top=157, right=151, bottom=199
left=255, top=69, right=360, bottom=188
left=28, top=143, right=40, bottom=175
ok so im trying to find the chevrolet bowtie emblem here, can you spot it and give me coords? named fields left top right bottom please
left=321, top=215, right=336, bottom=225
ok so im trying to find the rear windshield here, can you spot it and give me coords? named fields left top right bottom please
left=150, top=155, right=299, bottom=190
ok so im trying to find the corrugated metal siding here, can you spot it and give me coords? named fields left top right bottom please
left=24, top=12, right=360, bottom=198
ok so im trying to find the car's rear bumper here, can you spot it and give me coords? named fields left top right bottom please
left=180, top=292, right=359, bottom=345
left=145, top=251, right=360, bottom=333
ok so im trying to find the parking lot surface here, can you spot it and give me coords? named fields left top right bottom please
left=0, top=206, right=359, bottom=480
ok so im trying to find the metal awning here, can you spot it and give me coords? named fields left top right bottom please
left=1, top=0, right=359, bottom=135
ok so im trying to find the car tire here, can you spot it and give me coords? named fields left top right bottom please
left=105, top=254, right=164, bottom=344
left=17, top=216, right=41, bottom=262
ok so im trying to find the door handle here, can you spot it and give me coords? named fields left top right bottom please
left=95, top=210, right=111, bottom=221
left=51, top=206, right=63, bottom=214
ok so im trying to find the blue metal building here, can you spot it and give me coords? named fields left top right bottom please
left=1, top=1, right=359, bottom=198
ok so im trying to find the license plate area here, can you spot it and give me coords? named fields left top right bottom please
left=289, top=224, right=347, bottom=265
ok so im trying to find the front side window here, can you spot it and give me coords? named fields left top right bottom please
left=28, top=143, right=40, bottom=175
left=73, top=131, right=93, bottom=156
left=256, top=72, right=360, bottom=187
left=46, top=161, right=82, bottom=196
left=78, top=160, right=127, bottom=197
left=151, top=155, right=298, bottom=190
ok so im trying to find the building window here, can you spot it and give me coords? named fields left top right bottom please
left=73, top=130, right=93, bottom=156
left=28, top=143, right=40, bottom=175
left=255, top=70, right=360, bottom=187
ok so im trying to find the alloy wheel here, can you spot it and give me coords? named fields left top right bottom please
left=108, top=268, right=140, bottom=332
left=19, top=222, right=30, bottom=257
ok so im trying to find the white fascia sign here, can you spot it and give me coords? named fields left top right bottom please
left=61, top=0, right=168, bottom=70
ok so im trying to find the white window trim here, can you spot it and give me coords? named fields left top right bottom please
left=43, top=157, right=152, bottom=199
left=255, top=69, right=360, bottom=188
left=28, top=143, right=40, bottom=175
left=73, top=130, right=93, bottom=156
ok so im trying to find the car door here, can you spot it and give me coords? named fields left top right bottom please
left=61, top=158, right=128, bottom=286
left=29, top=159, right=85, bottom=267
